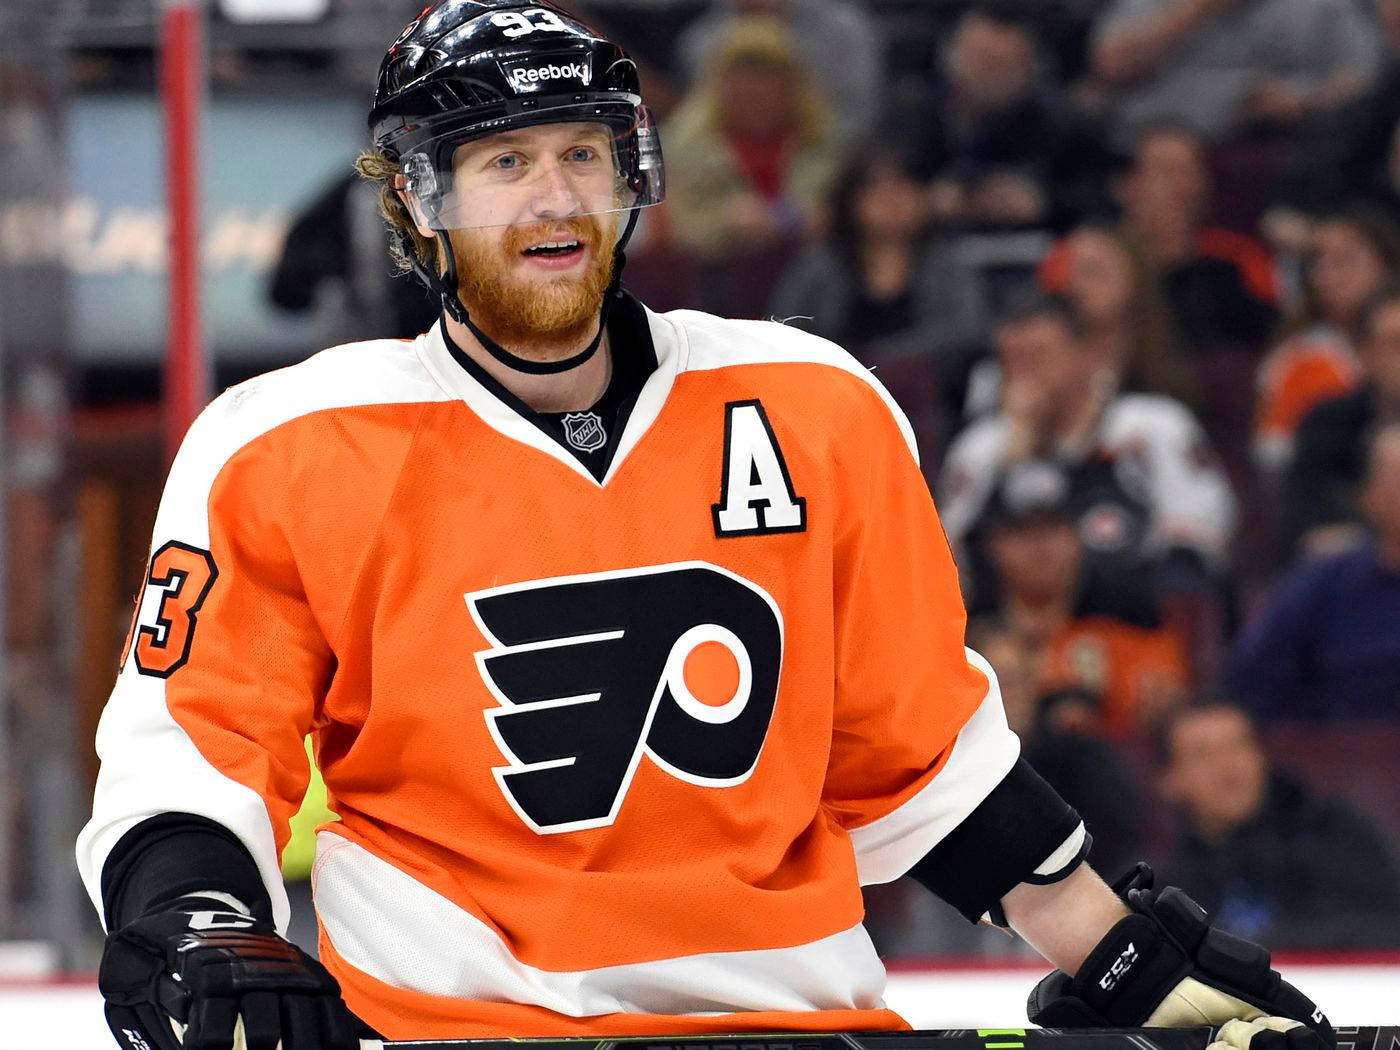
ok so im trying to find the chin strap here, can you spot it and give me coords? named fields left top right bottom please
left=406, top=208, right=641, bottom=376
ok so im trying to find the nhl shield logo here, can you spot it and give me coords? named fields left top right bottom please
left=562, top=412, right=607, bottom=452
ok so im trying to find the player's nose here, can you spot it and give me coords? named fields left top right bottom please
left=526, top=159, right=585, bottom=220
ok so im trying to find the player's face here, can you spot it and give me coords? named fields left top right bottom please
left=442, top=123, right=623, bottom=349
left=445, top=123, right=623, bottom=231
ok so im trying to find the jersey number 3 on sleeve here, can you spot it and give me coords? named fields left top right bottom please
left=122, top=541, right=219, bottom=679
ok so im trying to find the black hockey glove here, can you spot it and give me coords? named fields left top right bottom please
left=99, top=896, right=360, bottom=1050
left=1028, top=865, right=1333, bottom=1050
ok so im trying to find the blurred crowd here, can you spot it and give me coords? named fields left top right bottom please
left=156, top=0, right=1400, bottom=957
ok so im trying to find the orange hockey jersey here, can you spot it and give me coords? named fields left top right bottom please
left=77, top=307, right=1020, bottom=1039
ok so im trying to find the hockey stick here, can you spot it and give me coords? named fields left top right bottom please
left=367, top=1025, right=1399, bottom=1050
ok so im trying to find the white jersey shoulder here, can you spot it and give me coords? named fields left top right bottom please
left=194, top=336, right=445, bottom=454
left=157, top=336, right=448, bottom=545
left=654, top=308, right=920, bottom=462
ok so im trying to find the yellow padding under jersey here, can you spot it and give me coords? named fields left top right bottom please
left=282, top=737, right=337, bottom=881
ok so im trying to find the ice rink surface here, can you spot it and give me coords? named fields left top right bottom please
left=1, top=963, right=1395, bottom=1050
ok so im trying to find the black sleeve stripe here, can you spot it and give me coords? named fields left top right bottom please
left=100, top=812, right=274, bottom=930
left=907, top=757, right=1087, bottom=923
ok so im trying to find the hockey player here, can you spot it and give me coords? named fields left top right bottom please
left=81, top=3, right=1337, bottom=1049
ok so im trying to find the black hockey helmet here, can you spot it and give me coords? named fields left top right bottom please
left=369, top=0, right=663, bottom=232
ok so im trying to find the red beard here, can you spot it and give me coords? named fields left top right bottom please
left=450, top=212, right=618, bottom=357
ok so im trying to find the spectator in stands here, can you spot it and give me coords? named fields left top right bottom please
left=940, top=294, right=1234, bottom=577
left=1089, top=0, right=1383, bottom=150
left=938, top=293, right=1234, bottom=683
left=1254, top=207, right=1400, bottom=476
left=903, top=4, right=1114, bottom=229
left=1266, top=0, right=1400, bottom=222
left=664, top=16, right=842, bottom=316
left=1232, top=423, right=1400, bottom=721
left=1038, top=222, right=1200, bottom=410
left=1115, top=124, right=1279, bottom=353
left=1156, top=701, right=1400, bottom=948
left=1283, top=281, right=1400, bottom=557
left=676, top=0, right=882, bottom=145
left=766, top=148, right=989, bottom=365
left=974, top=460, right=1190, bottom=738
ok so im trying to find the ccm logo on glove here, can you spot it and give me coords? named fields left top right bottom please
left=1099, top=942, right=1139, bottom=992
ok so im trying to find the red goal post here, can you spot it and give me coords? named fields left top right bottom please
left=158, top=0, right=211, bottom=465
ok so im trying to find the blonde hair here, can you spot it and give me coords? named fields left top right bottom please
left=701, top=16, right=831, bottom=147
left=354, top=147, right=441, bottom=273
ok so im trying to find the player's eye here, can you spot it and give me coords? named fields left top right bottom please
left=491, top=152, right=524, bottom=171
left=565, top=146, right=600, bottom=163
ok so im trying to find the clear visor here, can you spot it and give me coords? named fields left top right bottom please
left=398, top=104, right=664, bottom=232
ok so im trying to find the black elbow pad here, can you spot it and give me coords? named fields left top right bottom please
left=908, top=757, right=1088, bottom=923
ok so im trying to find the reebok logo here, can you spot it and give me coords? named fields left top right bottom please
left=1098, top=941, right=1139, bottom=991
left=507, top=61, right=590, bottom=89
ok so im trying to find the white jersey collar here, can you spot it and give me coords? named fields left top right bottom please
left=413, top=305, right=689, bottom=487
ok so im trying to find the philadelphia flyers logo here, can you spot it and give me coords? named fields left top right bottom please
left=466, top=562, right=783, bottom=834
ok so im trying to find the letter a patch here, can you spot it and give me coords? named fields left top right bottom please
left=712, top=400, right=807, bottom=537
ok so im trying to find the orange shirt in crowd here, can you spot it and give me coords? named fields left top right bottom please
left=1042, top=616, right=1189, bottom=737
left=1253, top=325, right=1361, bottom=472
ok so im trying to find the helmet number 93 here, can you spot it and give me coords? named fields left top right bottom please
left=491, top=9, right=571, bottom=38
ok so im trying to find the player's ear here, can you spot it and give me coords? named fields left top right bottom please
left=394, top=179, right=437, bottom=241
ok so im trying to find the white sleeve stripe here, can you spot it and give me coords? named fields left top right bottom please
left=848, top=647, right=1021, bottom=886
left=1034, top=822, right=1088, bottom=878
